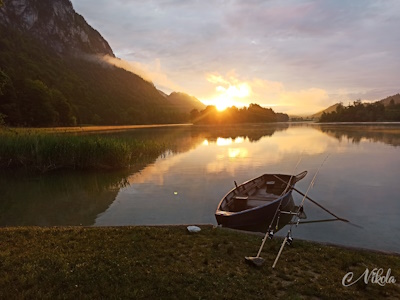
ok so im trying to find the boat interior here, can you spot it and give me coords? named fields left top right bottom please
left=220, top=173, right=299, bottom=213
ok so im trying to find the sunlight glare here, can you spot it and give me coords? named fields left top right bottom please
left=234, top=137, right=245, bottom=144
left=228, top=148, right=248, bottom=159
left=216, top=97, right=232, bottom=111
left=216, top=137, right=233, bottom=146
left=210, top=81, right=251, bottom=111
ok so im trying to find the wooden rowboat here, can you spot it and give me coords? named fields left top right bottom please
left=215, top=171, right=307, bottom=231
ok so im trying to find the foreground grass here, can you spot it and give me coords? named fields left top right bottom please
left=0, top=129, right=168, bottom=171
left=0, top=226, right=398, bottom=299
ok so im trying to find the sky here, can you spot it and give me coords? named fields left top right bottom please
left=70, top=0, right=400, bottom=115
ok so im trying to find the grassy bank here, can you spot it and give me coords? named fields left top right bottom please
left=0, top=226, right=398, bottom=299
left=0, top=129, right=168, bottom=171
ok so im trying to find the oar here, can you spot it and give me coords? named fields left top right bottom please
left=288, top=218, right=341, bottom=225
left=274, top=176, right=346, bottom=221
left=274, top=175, right=363, bottom=229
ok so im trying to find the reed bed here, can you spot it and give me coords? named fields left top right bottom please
left=0, top=129, right=168, bottom=172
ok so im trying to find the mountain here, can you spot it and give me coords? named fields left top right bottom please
left=0, top=0, right=197, bottom=126
left=310, top=103, right=340, bottom=119
left=166, top=92, right=206, bottom=113
left=378, top=93, right=400, bottom=106
left=0, top=0, right=114, bottom=56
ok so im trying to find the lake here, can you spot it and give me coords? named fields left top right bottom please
left=1, top=123, right=400, bottom=253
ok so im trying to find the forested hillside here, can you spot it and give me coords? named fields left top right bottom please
left=319, top=100, right=400, bottom=122
left=0, top=0, right=191, bottom=126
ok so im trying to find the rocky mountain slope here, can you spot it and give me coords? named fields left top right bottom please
left=0, top=0, right=199, bottom=126
left=0, top=0, right=113, bottom=56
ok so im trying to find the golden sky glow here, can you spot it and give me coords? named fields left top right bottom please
left=200, top=72, right=330, bottom=115
left=203, top=73, right=252, bottom=111
left=72, top=0, right=400, bottom=116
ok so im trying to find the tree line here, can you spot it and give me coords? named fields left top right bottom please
left=319, top=100, right=400, bottom=122
left=190, top=104, right=289, bottom=124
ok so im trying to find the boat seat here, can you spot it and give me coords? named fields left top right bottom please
left=247, top=196, right=277, bottom=202
left=230, top=195, right=249, bottom=212
left=240, top=182, right=258, bottom=195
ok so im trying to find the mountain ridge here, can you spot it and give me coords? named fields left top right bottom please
left=0, top=0, right=200, bottom=126
left=166, top=92, right=206, bottom=113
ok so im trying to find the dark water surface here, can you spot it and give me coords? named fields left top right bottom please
left=1, top=123, right=400, bottom=253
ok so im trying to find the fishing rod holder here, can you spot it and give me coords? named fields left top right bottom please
left=285, top=233, right=293, bottom=246
left=280, top=211, right=298, bottom=215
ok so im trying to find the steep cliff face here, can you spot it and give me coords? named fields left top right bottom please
left=0, top=0, right=114, bottom=56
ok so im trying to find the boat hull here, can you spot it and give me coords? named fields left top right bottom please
left=215, top=192, right=294, bottom=231
left=214, top=171, right=307, bottom=232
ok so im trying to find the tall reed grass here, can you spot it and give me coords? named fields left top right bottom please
left=0, top=129, right=168, bottom=172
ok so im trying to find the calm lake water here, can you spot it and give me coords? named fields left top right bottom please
left=1, top=123, right=400, bottom=253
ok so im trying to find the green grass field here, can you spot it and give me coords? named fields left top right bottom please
left=0, top=226, right=398, bottom=299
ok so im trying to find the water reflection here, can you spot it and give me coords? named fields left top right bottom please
left=1, top=123, right=400, bottom=253
left=0, top=170, right=130, bottom=226
left=191, top=123, right=289, bottom=142
left=95, top=124, right=400, bottom=253
left=314, top=123, right=400, bottom=147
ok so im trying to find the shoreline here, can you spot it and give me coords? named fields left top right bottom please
left=23, top=123, right=193, bottom=133
left=219, top=226, right=400, bottom=256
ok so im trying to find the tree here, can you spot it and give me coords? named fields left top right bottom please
left=0, top=70, right=8, bottom=96
left=190, top=109, right=200, bottom=123
left=20, top=79, right=58, bottom=126
left=0, top=112, right=5, bottom=126
left=51, top=89, right=76, bottom=126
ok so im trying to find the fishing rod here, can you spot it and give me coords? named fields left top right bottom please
left=273, top=175, right=362, bottom=229
left=269, top=158, right=303, bottom=235
left=245, top=157, right=302, bottom=267
left=272, top=155, right=329, bottom=269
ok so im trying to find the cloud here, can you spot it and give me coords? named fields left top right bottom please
left=97, top=55, right=182, bottom=93
left=71, top=0, right=400, bottom=113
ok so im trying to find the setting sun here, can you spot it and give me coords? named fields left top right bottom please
left=208, top=81, right=252, bottom=111
left=215, top=98, right=232, bottom=111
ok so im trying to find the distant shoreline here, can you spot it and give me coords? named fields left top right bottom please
left=24, top=123, right=193, bottom=133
